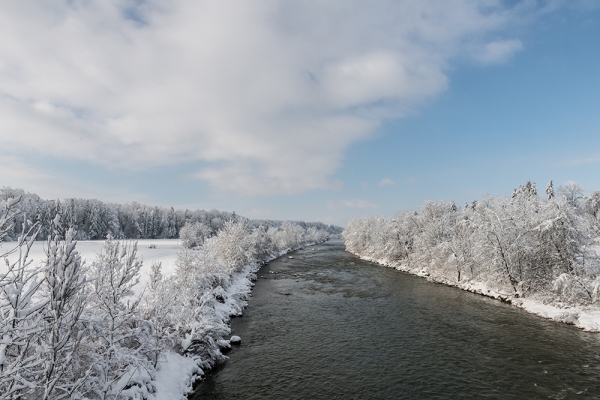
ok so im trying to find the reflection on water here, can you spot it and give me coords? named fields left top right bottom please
left=192, top=241, right=600, bottom=399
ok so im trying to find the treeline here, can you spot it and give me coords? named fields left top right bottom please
left=0, top=195, right=331, bottom=399
left=0, top=187, right=341, bottom=242
left=343, top=181, right=600, bottom=307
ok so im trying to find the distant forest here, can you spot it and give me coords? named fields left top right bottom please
left=0, top=187, right=342, bottom=241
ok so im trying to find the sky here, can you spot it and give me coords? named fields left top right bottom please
left=0, top=0, right=599, bottom=226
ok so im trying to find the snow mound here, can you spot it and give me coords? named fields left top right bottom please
left=154, top=352, right=203, bottom=400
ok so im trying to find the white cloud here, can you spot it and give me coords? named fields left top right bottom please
left=0, top=1, right=532, bottom=195
left=378, top=178, right=396, bottom=186
left=474, top=39, right=524, bottom=65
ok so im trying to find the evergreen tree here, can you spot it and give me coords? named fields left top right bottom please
left=546, top=180, right=554, bottom=200
left=89, top=201, right=103, bottom=240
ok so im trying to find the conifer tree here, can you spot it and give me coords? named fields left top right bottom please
left=546, top=180, right=554, bottom=200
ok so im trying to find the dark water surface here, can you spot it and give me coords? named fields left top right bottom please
left=192, top=240, right=600, bottom=399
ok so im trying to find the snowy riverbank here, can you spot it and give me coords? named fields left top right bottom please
left=153, top=243, right=325, bottom=399
left=350, top=252, right=600, bottom=332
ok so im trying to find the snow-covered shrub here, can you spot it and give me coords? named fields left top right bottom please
left=208, top=220, right=255, bottom=276
left=141, top=262, right=176, bottom=369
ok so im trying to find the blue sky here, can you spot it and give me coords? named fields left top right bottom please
left=0, top=1, right=599, bottom=226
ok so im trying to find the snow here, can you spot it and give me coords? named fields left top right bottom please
left=154, top=352, right=203, bottom=400
left=230, top=335, right=241, bottom=344
left=2, top=238, right=181, bottom=295
left=518, top=298, right=600, bottom=332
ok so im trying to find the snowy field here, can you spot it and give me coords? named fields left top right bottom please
left=2, top=238, right=181, bottom=294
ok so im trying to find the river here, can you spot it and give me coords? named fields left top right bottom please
left=192, top=240, right=600, bottom=399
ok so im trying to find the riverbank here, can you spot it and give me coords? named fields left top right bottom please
left=0, top=213, right=334, bottom=399
left=155, top=241, right=327, bottom=400
left=349, top=252, right=600, bottom=332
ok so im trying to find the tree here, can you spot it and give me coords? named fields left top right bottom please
left=0, top=197, right=45, bottom=399
left=89, top=201, right=105, bottom=240
left=161, top=207, right=178, bottom=239
left=41, top=228, right=88, bottom=400
left=546, top=180, right=554, bottom=200
left=85, top=238, right=152, bottom=399
left=179, top=221, right=211, bottom=249
left=342, top=182, right=600, bottom=305
left=558, top=182, right=584, bottom=208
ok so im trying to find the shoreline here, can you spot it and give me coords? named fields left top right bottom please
left=155, top=240, right=329, bottom=400
left=348, top=251, right=600, bottom=333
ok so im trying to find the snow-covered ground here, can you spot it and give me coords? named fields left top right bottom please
left=2, top=238, right=181, bottom=294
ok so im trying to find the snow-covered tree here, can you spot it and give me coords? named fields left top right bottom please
left=179, top=221, right=212, bottom=249
left=40, top=228, right=88, bottom=400
left=558, top=182, right=584, bottom=209
left=0, top=198, right=45, bottom=399
left=546, top=180, right=554, bottom=200
left=84, top=238, right=153, bottom=399
left=89, top=201, right=105, bottom=240
left=161, top=207, right=178, bottom=239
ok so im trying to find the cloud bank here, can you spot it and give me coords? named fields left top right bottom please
left=0, top=0, right=527, bottom=195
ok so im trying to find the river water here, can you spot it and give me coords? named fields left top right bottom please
left=192, top=240, right=600, bottom=399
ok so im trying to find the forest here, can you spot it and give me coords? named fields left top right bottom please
left=0, top=187, right=341, bottom=243
left=343, top=181, right=600, bottom=309
left=0, top=190, right=335, bottom=399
